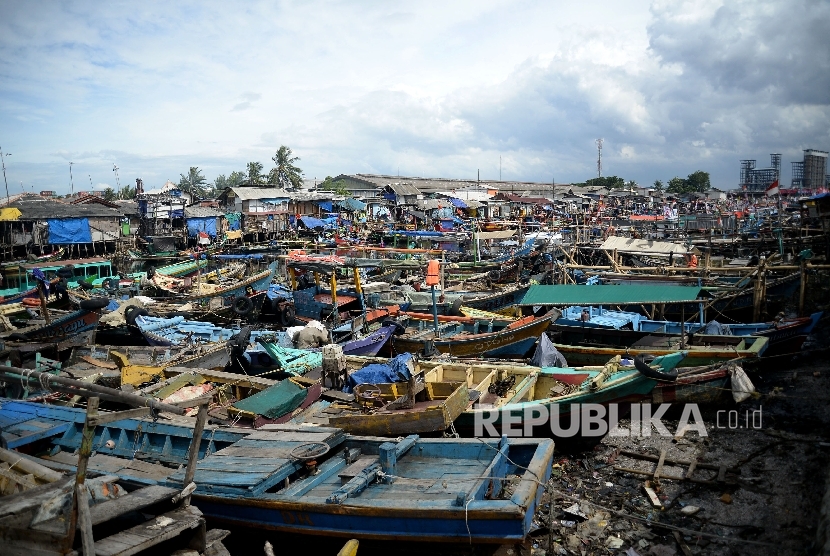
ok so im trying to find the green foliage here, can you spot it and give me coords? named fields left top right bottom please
left=270, top=145, right=303, bottom=189
left=665, top=171, right=711, bottom=194
left=685, top=170, right=711, bottom=192
left=320, top=176, right=350, bottom=195
left=653, top=179, right=664, bottom=192
left=247, top=162, right=265, bottom=186
left=102, top=188, right=116, bottom=202
left=214, top=171, right=246, bottom=191
left=584, top=176, right=625, bottom=190
left=666, top=176, right=686, bottom=193
left=178, top=167, right=208, bottom=197
left=118, top=185, right=135, bottom=199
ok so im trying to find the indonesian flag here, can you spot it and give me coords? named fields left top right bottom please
left=765, top=179, right=779, bottom=196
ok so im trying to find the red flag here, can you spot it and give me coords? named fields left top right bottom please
left=765, top=179, right=779, bottom=196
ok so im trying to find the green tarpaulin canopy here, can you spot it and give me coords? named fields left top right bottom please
left=232, top=379, right=308, bottom=419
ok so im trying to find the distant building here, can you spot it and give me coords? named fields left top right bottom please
left=792, top=149, right=828, bottom=192
left=740, top=154, right=781, bottom=194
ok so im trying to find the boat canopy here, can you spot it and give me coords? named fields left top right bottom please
left=287, top=254, right=422, bottom=272
left=519, top=284, right=704, bottom=306
left=598, top=235, right=698, bottom=256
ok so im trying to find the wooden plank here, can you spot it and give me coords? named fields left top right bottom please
left=93, top=507, right=203, bottom=556
left=89, top=485, right=179, bottom=525
left=242, top=431, right=335, bottom=442
left=89, top=408, right=152, bottom=427
left=210, top=447, right=298, bottom=459
left=654, top=449, right=666, bottom=480
left=684, top=458, right=698, bottom=480
left=338, top=456, right=379, bottom=482
left=76, top=483, right=95, bottom=556
left=5, top=423, right=71, bottom=449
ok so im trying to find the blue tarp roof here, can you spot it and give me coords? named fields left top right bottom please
left=186, top=216, right=218, bottom=237
left=48, top=218, right=92, bottom=244
left=338, top=198, right=366, bottom=211
left=300, top=215, right=337, bottom=229
left=449, top=197, right=467, bottom=208
left=315, top=200, right=333, bottom=212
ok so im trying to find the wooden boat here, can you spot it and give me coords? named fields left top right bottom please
left=555, top=306, right=822, bottom=357
left=1, top=299, right=108, bottom=343
left=167, top=429, right=554, bottom=543
left=399, top=284, right=530, bottom=315
left=150, top=262, right=247, bottom=295
left=150, top=290, right=269, bottom=323
left=391, top=309, right=559, bottom=358
left=1, top=400, right=555, bottom=543
left=292, top=358, right=469, bottom=436
left=176, top=261, right=277, bottom=304
left=0, top=398, right=248, bottom=465
left=254, top=325, right=397, bottom=364
left=551, top=333, right=768, bottom=367
left=347, top=352, right=686, bottom=439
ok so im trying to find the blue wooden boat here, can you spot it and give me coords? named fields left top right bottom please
left=0, top=398, right=248, bottom=460
left=557, top=305, right=822, bottom=356
left=1, top=400, right=555, bottom=543
left=164, top=429, right=554, bottom=543
left=1, top=300, right=107, bottom=343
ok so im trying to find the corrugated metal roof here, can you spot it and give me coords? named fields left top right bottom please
left=519, top=284, right=703, bottom=306
left=184, top=206, right=224, bottom=218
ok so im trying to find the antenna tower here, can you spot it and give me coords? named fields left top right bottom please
left=596, top=139, right=603, bottom=179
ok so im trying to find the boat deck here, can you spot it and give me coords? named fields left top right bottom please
left=165, top=427, right=346, bottom=496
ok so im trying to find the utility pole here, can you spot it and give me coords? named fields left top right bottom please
left=113, top=165, right=121, bottom=198
left=69, top=162, right=75, bottom=196
left=499, top=156, right=502, bottom=181
left=1, top=147, right=11, bottom=206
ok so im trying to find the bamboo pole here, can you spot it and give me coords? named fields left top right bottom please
left=799, top=259, right=807, bottom=317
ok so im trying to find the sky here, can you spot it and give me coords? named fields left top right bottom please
left=0, top=0, right=828, bottom=195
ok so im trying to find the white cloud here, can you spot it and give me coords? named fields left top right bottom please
left=0, top=0, right=826, bottom=192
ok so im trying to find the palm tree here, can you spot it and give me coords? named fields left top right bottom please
left=247, top=161, right=265, bottom=186
left=178, top=167, right=208, bottom=197
left=270, top=145, right=303, bottom=189
left=118, top=184, right=136, bottom=199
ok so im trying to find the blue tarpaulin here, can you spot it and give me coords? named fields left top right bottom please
left=186, top=217, right=218, bottom=237
left=300, top=216, right=329, bottom=229
left=48, top=218, right=92, bottom=244
left=345, top=353, right=414, bottom=393
left=449, top=197, right=468, bottom=208
left=338, top=198, right=366, bottom=211
left=316, top=200, right=333, bottom=212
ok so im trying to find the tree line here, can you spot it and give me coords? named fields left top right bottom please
left=98, top=145, right=304, bottom=201
left=573, top=171, right=711, bottom=195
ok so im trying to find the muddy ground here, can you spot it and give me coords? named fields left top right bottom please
left=218, top=349, right=830, bottom=556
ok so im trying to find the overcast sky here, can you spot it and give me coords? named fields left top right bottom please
left=0, top=0, right=827, bottom=194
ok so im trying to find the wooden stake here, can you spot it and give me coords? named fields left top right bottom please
left=182, top=403, right=208, bottom=506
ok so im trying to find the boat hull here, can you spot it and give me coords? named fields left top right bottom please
left=392, top=312, right=555, bottom=358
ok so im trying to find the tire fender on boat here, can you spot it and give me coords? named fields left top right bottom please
left=279, top=304, right=296, bottom=326
left=232, top=295, right=254, bottom=317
